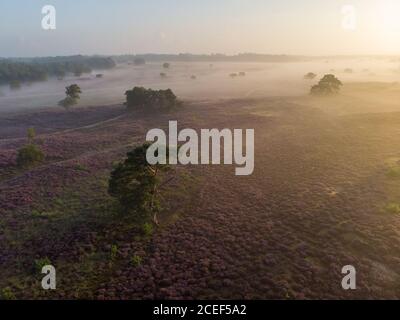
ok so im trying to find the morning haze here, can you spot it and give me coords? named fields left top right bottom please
left=1, top=0, right=400, bottom=301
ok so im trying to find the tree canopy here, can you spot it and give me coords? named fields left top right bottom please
left=125, top=87, right=180, bottom=111
left=310, top=74, right=343, bottom=95
left=108, top=143, right=170, bottom=224
left=58, top=84, right=82, bottom=109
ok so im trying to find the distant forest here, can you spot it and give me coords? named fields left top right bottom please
left=0, top=56, right=116, bottom=84
left=113, top=53, right=310, bottom=63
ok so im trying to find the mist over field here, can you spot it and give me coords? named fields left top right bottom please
left=1, top=57, right=400, bottom=113
left=2, top=0, right=400, bottom=303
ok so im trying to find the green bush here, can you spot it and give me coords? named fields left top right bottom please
left=16, top=144, right=44, bottom=168
left=110, top=245, right=118, bottom=261
left=1, top=287, right=16, bottom=300
left=108, top=143, right=170, bottom=223
left=384, top=202, right=400, bottom=215
left=310, top=74, right=342, bottom=96
left=142, top=222, right=153, bottom=236
left=34, top=257, right=52, bottom=272
left=386, top=167, right=400, bottom=179
left=131, top=255, right=142, bottom=267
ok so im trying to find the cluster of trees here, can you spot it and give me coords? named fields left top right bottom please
left=310, top=74, right=343, bottom=95
left=16, top=128, right=44, bottom=168
left=58, top=84, right=82, bottom=110
left=0, top=56, right=115, bottom=84
left=125, top=87, right=180, bottom=111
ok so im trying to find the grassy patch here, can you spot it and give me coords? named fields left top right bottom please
left=386, top=166, right=400, bottom=179
left=1, top=287, right=16, bottom=300
left=384, top=202, right=400, bottom=215
left=131, top=255, right=142, bottom=267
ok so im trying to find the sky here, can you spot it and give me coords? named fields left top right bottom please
left=1, top=0, right=400, bottom=57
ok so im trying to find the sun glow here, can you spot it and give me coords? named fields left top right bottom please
left=378, top=0, right=400, bottom=49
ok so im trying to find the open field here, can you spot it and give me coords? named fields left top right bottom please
left=1, top=78, right=400, bottom=299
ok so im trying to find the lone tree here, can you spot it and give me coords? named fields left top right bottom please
left=16, top=128, right=44, bottom=168
left=58, top=84, right=82, bottom=110
left=310, top=74, right=342, bottom=96
left=108, top=143, right=172, bottom=225
left=125, top=87, right=180, bottom=111
left=163, top=62, right=170, bottom=69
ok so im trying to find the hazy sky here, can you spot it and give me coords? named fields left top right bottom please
left=1, top=0, right=400, bottom=57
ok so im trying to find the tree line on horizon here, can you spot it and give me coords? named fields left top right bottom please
left=0, top=56, right=115, bottom=85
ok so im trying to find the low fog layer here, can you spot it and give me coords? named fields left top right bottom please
left=0, top=58, right=399, bottom=113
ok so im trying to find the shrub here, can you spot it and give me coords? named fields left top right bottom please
left=59, top=84, right=82, bottom=110
left=304, top=72, right=317, bottom=80
left=131, top=255, right=142, bottom=267
left=16, top=144, right=44, bottom=168
left=310, top=74, right=342, bottom=96
left=110, top=245, right=118, bottom=261
left=9, top=80, right=21, bottom=90
left=27, top=127, right=36, bottom=141
left=1, top=287, right=15, bottom=300
left=134, top=58, right=146, bottom=65
left=34, top=257, right=52, bottom=272
left=163, top=62, right=170, bottom=69
left=386, top=167, right=400, bottom=179
left=58, top=96, right=77, bottom=109
left=125, top=87, right=180, bottom=111
left=142, top=222, right=153, bottom=236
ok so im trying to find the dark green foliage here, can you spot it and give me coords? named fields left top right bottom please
left=16, top=128, right=44, bottom=168
left=9, top=80, right=21, bottom=89
left=34, top=257, right=51, bottom=272
left=59, top=84, right=82, bottom=110
left=310, top=74, right=343, bottom=95
left=134, top=58, right=146, bottom=65
left=125, top=87, right=180, bottom=111
left=108, top=143, right=170, bottom=223
left=58, top=96, right=77, bottom=109
left=16, top=144, right=44, bottom=168
left=0, top=56, right=115, bottom=84
left=65, top=84, right=82, bottom=99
